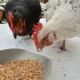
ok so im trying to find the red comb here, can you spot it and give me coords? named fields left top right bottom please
left=8, top=11, right=14, bottom=23
left=32, top=22, right=43, bottom=47
left=8, top=11, right=15, bottom=33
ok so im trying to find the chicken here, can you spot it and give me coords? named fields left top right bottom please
left=39, top=0, right=48, bottom=3
left=5, top=0, right=41, bottom=39
left=32, top=0, right=80, bottom=52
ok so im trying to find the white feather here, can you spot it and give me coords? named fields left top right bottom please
left=38, top=0, right=80, bottom=42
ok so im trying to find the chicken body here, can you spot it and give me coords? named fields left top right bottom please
left=33, top=0, right=80, bottom=51
left=5, top=0, right=41, bottom=39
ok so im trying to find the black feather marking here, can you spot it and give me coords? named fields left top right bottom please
left=5, top=0, right=41, bottom=38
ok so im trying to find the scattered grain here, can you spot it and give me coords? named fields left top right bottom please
left=64, top=74, right=66, bottom=76
left=58, top=59, right=60, bottom=62
left=63, top=67, right=65, bottom=69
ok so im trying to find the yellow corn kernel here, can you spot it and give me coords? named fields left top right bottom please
left=24, top=61, right=26, bottom=63
left=27, top=75, right=29, bottom=77
left=6, top=79, right=9, bottom=80
left=30, top=73, right=32, bottom=75
left=40, top=72, right=43, bottom=75
left=22, top=72, right=25, bottom=75
left=35, top=59, right=36, bottom=61
left=12, top=63, right=14, bottom=65
left=11, top=61, right=14, bottom=63
left=30, top=60, right=32, bottom=63
left=1, top=77, right=5, bottom=80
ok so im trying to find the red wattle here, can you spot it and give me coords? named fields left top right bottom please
left=19, top=28, right=23, bottom=33
left=11, top=26, right=15, bottom=33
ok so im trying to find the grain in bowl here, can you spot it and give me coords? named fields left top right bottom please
left=0, top=59, right=44, bottom=80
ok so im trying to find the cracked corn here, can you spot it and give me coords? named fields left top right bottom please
left=0, top=59, right=43, bottom=80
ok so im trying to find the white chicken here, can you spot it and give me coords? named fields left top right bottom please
left=32, top=0, right=80, bottom=52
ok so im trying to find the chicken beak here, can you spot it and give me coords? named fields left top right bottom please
left=36, top=47, right=44, bottom=52
left=13, top=32, right=18, bottom=39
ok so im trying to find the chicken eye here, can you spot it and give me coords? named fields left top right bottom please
left=19, top=23, right=21, bottom=25
left=43, top=37, right=46, bottom=40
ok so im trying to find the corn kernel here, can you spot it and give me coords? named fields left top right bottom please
left=30, top=73, right=32, bottom=75
left=1, top=77, right=5, bottom=80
